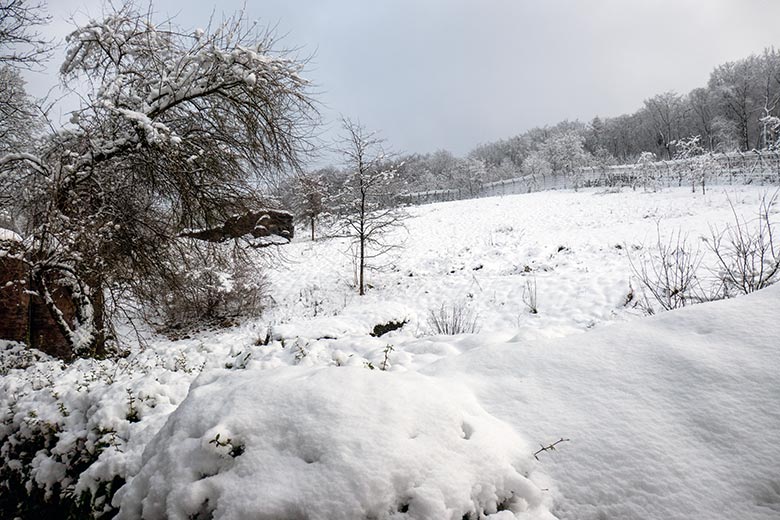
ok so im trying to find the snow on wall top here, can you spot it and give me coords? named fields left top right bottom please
left=0, top=228, right=21, bottom=242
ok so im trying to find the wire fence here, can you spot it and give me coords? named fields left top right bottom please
left=397, top=150, right=780, bottom=206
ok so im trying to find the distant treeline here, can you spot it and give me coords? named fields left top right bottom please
left=281, top=47, right=780, bottom=217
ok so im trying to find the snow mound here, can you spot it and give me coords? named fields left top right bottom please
left=115, top=366, right=554, bottom=520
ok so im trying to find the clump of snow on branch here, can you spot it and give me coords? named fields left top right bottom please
left=55, top=3, right=311, bottom=182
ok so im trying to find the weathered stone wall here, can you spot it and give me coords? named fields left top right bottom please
left=179, top=209, right=294, bottom=243
left=0, top=253, right=31, bottom=345
left=0, top=244, right=76, bottom=359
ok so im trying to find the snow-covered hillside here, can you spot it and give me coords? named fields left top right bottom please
left=267, top=185, right=774, bottom=340
left=1, top=186, right=778, bottom=519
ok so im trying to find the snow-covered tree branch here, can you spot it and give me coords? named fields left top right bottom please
left=0, top=1, right=318, bottom=356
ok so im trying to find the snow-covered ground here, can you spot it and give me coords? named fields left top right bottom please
left=1, top=186, right=778, bottom=519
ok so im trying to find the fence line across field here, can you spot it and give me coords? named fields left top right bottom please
left=397, top=150, right=780, bottom=206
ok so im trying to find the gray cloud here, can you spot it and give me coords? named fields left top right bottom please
left=22, top=0, right=780, bottom=160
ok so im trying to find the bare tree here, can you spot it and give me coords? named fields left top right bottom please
left=643, top=92, right=688, bottom=160
left=708, top=58, right=758, bottom=151
left=335, top=118, right=405, bottom=295
left=0, top=2, right=317, bottom=356
left=686, top=88, right=716, bottom=151
left=0, top=0, right=52, bottom=67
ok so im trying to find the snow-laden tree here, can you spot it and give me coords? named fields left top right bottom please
left=0, top=65, right=36, bottom=152
left=450, top=157, right=487, bottom=196
left=521, top=150, right=551, bottom=191
left=538, top=130, right=588, bottom=189
left=634, top=151, right=658, bottom=191
left=334, top=118, right=405, bottom=296
left=672, top=135, right=715, bottom=194
left=0, top=2, right=317, bottom=356
left=760, top=115, right=780, bottom=149
left=0, top=65, right=39, bottom=231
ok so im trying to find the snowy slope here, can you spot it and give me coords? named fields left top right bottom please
left=427, top=283, right=780, bottom=520
left=267, top=186, right=774, bottom=340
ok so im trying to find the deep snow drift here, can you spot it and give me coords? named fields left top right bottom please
left=427, top=281, right=780, bottom=519
left=1, top=186, right=778, bottom=519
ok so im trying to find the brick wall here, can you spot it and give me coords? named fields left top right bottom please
left=0, top=246, right=76, bottom=359
left=0, top=255, right=31, bottom=345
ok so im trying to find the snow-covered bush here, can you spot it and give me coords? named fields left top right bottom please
left=0, top=411, right=125, bottom=519
left=115, top=366, right=554, bottom=519
left=0, top=356, right=120, bottom=518
left=0, top=340, right=198, bottom=519
left=629, top=193, right=780, bottom=310
left=521, top=277, right=539, bottom=315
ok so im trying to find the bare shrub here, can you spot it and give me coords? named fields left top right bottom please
left=628, top=227, right=705, bottom=313
left=707, top=191, right=780, bottom=296
left=427, top=302, right=480, bottom=335
left=136, top=243, right=267, bottom=332
left=522, top=276, right=539, bottom=314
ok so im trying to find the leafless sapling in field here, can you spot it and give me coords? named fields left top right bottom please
left=334, top=118, right=406, bottom=295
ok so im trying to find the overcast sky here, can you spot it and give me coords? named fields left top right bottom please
left=23, top=0, right=780, bottom=159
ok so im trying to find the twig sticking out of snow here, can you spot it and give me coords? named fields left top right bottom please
left=533, top=438, right=570, bottom=461
left=380, top=344, right=394, bottom=371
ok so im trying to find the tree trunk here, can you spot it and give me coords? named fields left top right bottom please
left=359, top=188, right=366, bottom=295
left=359, top=234, right=365, bottom=296
left=90, top=279, right=107, bottom=357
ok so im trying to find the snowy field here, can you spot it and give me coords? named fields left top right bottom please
left=1, top=186, right=779, bottom=519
